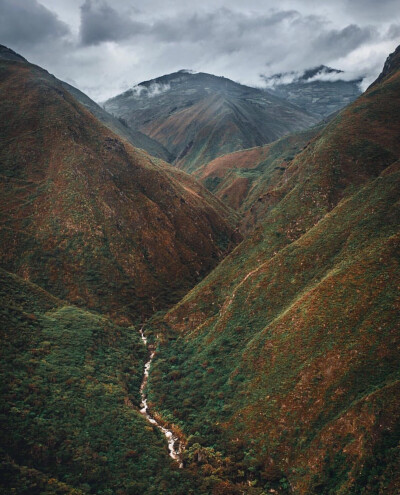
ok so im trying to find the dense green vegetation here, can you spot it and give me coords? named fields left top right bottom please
left=0, top=270, right=200, bottom=494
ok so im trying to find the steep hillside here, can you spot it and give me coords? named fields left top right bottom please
left=0, top=53, right=239, bottom=323
left=104, top=70, right=319, bottom=173
left=60, top=81, right=173, bottom=162
left=264, top=65, right=362, bottom=117
left=0, top=268, right=199, bottom=494
left=196, top=126, right=322, bottom=229
left=0, top=45, right=171, bottom=162
left=146, top=47, right=400, bottom=493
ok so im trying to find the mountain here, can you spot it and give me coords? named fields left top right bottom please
left=2, top=40, right=400, bottom=495
left=196, top=125, right=323, bottom=230
left=264, top=65, right=362, bottom=117
left=144, top=48, right=400, bottom=493
left=0, top=47, right=239, bottom=323
left=104, top=70, right=319, bottom=173
left=369, top=44, right=400, bottom=88
left=60, top=81, right=173, bottom=162
left=0, top=45, right=170, bottom=162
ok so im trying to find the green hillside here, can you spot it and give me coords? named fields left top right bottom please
left=145, top=47, right=400, bottom=494
left=0, top=269, right=201, bottom=494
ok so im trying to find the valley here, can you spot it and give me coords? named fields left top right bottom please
left=1, top=37, right=399, bottom=495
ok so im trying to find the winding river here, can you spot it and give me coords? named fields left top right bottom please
left=139, top=328, right=183, bottom=467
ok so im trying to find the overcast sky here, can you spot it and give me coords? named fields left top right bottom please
left=0, top=0, right=399, bottom=101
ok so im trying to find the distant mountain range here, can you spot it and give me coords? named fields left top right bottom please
left=263, top=64, right=362, bottom=117
left=104, top=70, right=319, bottom=172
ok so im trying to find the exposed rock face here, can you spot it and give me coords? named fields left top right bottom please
left=265, top=65, right=362, bottom=117
left=369, top=44, right=400, bottom=87
left=104, top=70, right=319, bottom=173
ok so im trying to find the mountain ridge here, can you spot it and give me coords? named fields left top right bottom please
left=0, top=45, right=171, bottom=162
left=104, top=69, right=319, bottom=173
left=1, top=41, right=400, bottom=495
left=0, top=51, right=240, bottom=323
left=264, top=64, right=362, bottom=117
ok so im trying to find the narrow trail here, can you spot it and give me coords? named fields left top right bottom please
left=219, top=264, right=262, bottom=318
left=139, top=328, right=184, bottom=467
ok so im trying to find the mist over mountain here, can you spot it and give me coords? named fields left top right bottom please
left=104, top=70, right=319, bottom=172
left=263, top=65, right=363, bottom=117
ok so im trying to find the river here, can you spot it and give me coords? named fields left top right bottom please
left=139, top=328, right=183, bottom=467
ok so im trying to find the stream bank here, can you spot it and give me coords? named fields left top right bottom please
left=139, top=328, right=184, bottom=467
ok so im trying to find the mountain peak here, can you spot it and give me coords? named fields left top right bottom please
left=133, top=69, right=235, bottom=93
left=105, top=69, right=317, bottom=173
left=299, top=65, right=343, bottom=81
left=263, top=64, right=362, bottom=118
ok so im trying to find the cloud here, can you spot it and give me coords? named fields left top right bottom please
left=0, top=0, right=70, bottom=47
left=313, top=24, right=376, bottom=59
left=127, top=82, right=171, bottom=98
left=80, top=0, right=146, bottom=45
left=262, top=65, right=363, bottom=89
left=387, top=24, right=400, bottom=40
left=2, top=0, right=398, bottom=102
left=343, top=0, right=400, bottom=22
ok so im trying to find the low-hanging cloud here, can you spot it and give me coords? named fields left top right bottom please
left=262, top=65, right=363, bottom=89
left=127, top=82, right=171, bottom=98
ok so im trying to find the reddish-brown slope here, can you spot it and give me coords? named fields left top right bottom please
left=196, top=127, right=322, bottom=228
left=146, top=48, right=400, bottom=493
left=197, top=146, right=271, bottom=180
left=0, top=58, right=239, bottom=322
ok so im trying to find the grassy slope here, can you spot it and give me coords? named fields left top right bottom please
left=145, top=53, right=400, bottom=494
left=0, top=268, right=202, bottom=494
left=0, top=44, right=172, bottom=163
left=0, top=58, right=239, bottom=323
left=143, top=93, right=318, bottom=174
